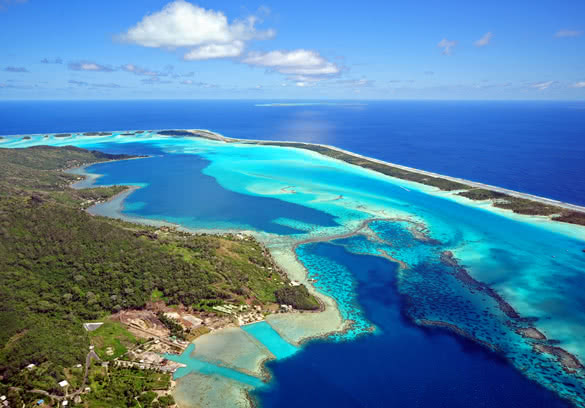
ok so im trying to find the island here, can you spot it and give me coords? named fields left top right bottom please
left=0, top=145, right=317, bottom=407
left=1, top=130, right=584, bottom=408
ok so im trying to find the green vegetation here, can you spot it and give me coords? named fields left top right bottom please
left=85, top=365, right=173, bottom=408
left=157, top=312, right=186, bottom=340
left=553, top=211, right=585, bottom=225
left=83, top=132, right=112, bottom=136
left=0, top=145, right=318, bottom=402
left=276, top=285, right=320, bottom=310
left=251, top=141, right=469, bottom=191
left=0, top=145, right=132, bottom=199
left=89, top=321, right=141, bottom=360
left=458, top=188, right=585, bottom=226
left=458, top=189, right=559, bottom=215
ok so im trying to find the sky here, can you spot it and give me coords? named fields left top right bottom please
left=0, top=0, right=584, bottom=100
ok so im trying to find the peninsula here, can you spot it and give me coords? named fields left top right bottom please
left=0, top=145, right=317, bottom=407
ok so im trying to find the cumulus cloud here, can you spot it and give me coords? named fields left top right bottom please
left=41, top=57, right=62, bottom=64
left=572, top=81, right=585, bottom=88
left=68, top=61, right=115, bottom=72
left=437, top=39, right=457, bottom=55
left=184, top=41, right=245, bottom=60
left=474, top=32, right=493, bottom=47
left=119, top=0, right=274, bottom=60
left=554, top=29, right=583, bottom=38
left=242, top=49, right=340, bottom=76
left=529, top=81, right=556, bottom=90
left=3, top=66, right=29, bottom=72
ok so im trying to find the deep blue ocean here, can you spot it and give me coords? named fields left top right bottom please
left=254, top=242, right=569, bottom=408
left=1, top=100, right=584, bottom=205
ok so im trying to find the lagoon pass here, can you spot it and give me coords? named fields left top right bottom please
left=3, top=130, right=585, bottom=407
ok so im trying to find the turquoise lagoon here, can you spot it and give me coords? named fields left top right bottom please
left=3, top=131, right=585, bottom=406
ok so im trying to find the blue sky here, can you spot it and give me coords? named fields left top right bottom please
left=1, top=0, right=584, bottom=99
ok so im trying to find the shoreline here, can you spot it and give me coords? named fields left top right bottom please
left=67, top=157, right=348, bottom=343
left=4, top=128, right=585, bottom=220
left=179, top=128, right=585, bottom=227
left=12, top=132, right=584, bottom=407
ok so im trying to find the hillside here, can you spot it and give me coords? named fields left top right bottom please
left=0, top=146, right=316, bottom=407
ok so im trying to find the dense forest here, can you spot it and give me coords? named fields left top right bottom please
left=0, top=145, right=318, bottom=405
left=276, top=285, right=320, bottom=310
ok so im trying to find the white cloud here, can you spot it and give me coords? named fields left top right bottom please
left=529, top=81, right=556, bottom=90
left=184, top=41, right=244, bottom=60
left=554, top=29, right=583, bottom=38
left=474, top=32, right=493, bottom=47
left=572, top=81, right=585, bottom=88
left=242, top=49, right=340, bottom=75
left=437, top=38, right=457, bottom=55
left=68, top=61, right=114, bottom=72
left=119, top=0, right=274, bottom=60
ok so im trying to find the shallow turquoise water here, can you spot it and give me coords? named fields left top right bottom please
left=164, top=344, right=264, bottom=388
left=4, top=131, right=585, bottom=406
left=242, top=322, right=299, bottom=359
